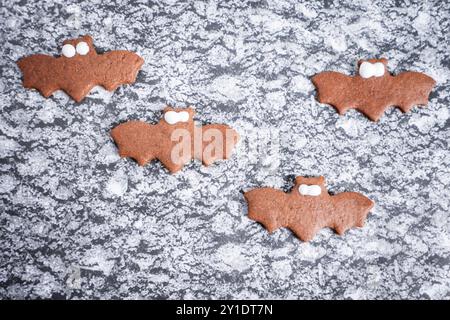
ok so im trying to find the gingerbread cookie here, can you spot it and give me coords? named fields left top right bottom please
left=17, top=35, right=144, bottom=102
left=111, top=107, right=240, bottom=173
left=244, top=176, right=374, bottom=242
left=312, top=58, right=435, bottom=121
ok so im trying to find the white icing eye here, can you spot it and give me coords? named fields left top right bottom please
left=76, top=41, right=89, bottom=55
left=359, top=61, right=385, bottom=78
left=164, top=111, right=190, bottom=125
left=373, top=62, right=385, bottom=77
left=61, top=44, right=76, bottom=58
left=359, top=62, right=373, bottom=78
left=298, top=184, right=322, bottom=196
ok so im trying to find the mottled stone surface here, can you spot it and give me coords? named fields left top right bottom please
left=0, top=0, right=449, bottom=299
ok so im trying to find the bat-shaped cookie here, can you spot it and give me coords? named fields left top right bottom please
left=244, top=176, right=374, bottom=242
left=111, top=107, right=240, bottom=173
left=17, top=35, right=144, bottom=102
left=312, top=58, right=436, bottom=121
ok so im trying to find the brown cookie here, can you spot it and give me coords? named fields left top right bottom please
left=17, top=35, right=144, bottom=102
left=244, top=176, right=374, bottom=242
left=311, top=58, right=435, bottom=121
left=111, top=107, right=240, bottom=173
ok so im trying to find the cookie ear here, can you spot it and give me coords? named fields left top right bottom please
left=163, top=105, right=174, bottom=113
left=81, top=35, right=94, bottom=45
left=378, top=57, right=388, bottom=66
left=186, top=107, right=195, bottom=119
left=357, top=59, right=365, bottom=68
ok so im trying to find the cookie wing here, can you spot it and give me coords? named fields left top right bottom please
left=392, top=71, right=436, bottom=113
left=198, top=124, right=239, bottom=166
left=244, top=188, right=287, bottom=233
left=111, top=121, right=158, bottom=166
left=95, top=51, right=144, bottom=91
left=311, top=71, right=354, bottom=115
left=17, top=54, right=61, bottom=98
left=330, top=192, right=374, bottom=235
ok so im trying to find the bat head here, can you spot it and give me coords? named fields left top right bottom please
left=60, top=35, right=96, bottom=59
left=294, top=176, right=327, bottom=198
left=161, top=106, right=195, bottom=127
left=357, top=58, right=388, bottom=79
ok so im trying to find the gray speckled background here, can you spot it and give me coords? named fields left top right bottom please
left=0, top=0, right=449, bottom=300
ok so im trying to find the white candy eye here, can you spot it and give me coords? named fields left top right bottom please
left=359, top=61, right=373, bottom=78
left=61, top=44, right=76, bottom=58
left=164, top=111, right=190, bottom=125
left=298, top=184, right=322, bottom=196
left=373, top=62, right=385, bottom=77
left=179, top=111, right=190, bottom=122
left=76, top=41, right=89, bottom=55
